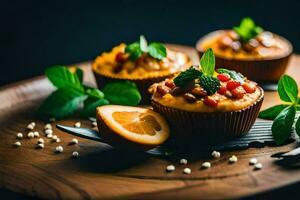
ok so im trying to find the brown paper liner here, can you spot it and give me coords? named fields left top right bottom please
left=196, top=31, right=293, bottom=83
left=151, top=87, right=264, bottom=147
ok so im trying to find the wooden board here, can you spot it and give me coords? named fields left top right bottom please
left=0, top=44, right=300, bottom=200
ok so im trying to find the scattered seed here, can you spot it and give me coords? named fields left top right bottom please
left=92, top=121, right=97, bottom=127
left=70, top=138, right=78, bottom=145
left=179, top=158, right=188, bottom=165
left=249, top=158, right=258, bottom=165
left=202, top=162, right=211, bottom=169
left=55, top=146, right=63, bottom=153
left=166, top=165, right=175, bottom=172
left=37, top=143, right=44, bottom=149
left=44, top=123, right=52, bottom=130
left=183, top=168, right=191, bottom=174
left=211, top=150, right=221, bottom=158
left=13, top=141, right=21, bottom=147
left=72, top=151, right=79, bottom=158
left=27, top=124, right=34, bottom=130
left=254, top=163, right=263, bottom=170
left=47, top=134, right=53, bottom=139
left=33, top=131, right=39, bottom=137
left=55, top=138, right=61, bottom=143
left=27, top=132, right=34, bottom=139
left=52, top=135, right=58, bottom=140
left=37, top=138, right=44, bottom=144
left=44, top=129, right=53, bottom=135
left=74, top=122, right=81, bottom=128
left=16, top=132, right=23, bottom=139
left=229, top=155, right=238, bottom=163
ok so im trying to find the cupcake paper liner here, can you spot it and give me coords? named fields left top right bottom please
left=151, top=87, right=264, bottom=147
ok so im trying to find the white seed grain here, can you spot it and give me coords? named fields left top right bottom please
left=47, top=134, right=53, bottom=139
left=211, top=150, right=221, bottom=158
left=249, top=158, right=258, bottom=165
left=229, top=155, right=238, bottom=163
left=55, top=146, right=63, bottom=153
left=254, top=163, right=263, bottom=170
left=166, top=165, right=175, bottom=172
left=92, top=121, right=97, bottom=127
left=71, top=138, right=78, bottom=144
left=16, top=132, right=23, bottom=139
left=72, top=151, right=79, bottom=158
left=44, top=123, right=52, bottom=130
left=180, top=158, right=188, bottom=165
left=33, top=131, right=39, bottom=137
left=37, top=143, right=44, bottom=149
left=13, top=141, right=21, bottom=147
left=183, top=168, right=191, bottom=174
left=27, top=124, right=34, bottom=130
left=55, top=138, right=61, bottom=143
left=44, top=129, right=53, bottom=135
left=202, top=162, right=211, bottom=168
left=37, top=138, right=44, bottom=144
left=27, top=132, right=34, bottom=139
left=74, top=122, right=81, bottom=128
left=52, top=135, right=58, bottom=140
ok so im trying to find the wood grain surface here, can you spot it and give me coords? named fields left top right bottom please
left=0, top=44, right=300, bottom=200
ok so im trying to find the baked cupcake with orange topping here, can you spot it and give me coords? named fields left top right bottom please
left=92, top=35, right=191, bottom=103
left=149, top=48, right=264, bottom=146
left=196, top=17, right=292, bottom=85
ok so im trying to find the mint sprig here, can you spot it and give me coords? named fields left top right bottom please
left=173, top=67, right=202, bottom=87
left=125, top=35, right=167, bottom=60
left=259, top=75, right=300, bottom=145
left=233, top=17, right=264, bottom=42
left=39, top=66, right=141, bottom=118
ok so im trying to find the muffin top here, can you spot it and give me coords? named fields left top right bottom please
left=92, top=36, right=191, bottom=80
left=150, top=48, right=263, bottom=112
left=197, top=18, right=292, bottom=60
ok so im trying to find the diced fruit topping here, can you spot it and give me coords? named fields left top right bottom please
left=217, top=86, right=227, bottom=95
left=183, top=93, right=197, bottom=103
left=115, top=52, right=126, bottom=63
left=165, top=79, right=176, bottom=89
left=231, top=86, right=246, bottom=99
left=243, top=82, right=257, bottom=93
left=199, top=76, right=221, bottom=95
left=217, top=73, right=231, bottom=82
left=190, top=87, right=207, bottom=98
left=156, top=85, right=170, bottom=96
left=203, top=96, right=218, bottom=107
left=226, top=80, right=241, bottom=90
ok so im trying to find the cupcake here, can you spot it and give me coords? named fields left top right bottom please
left=92, top=35, right=192, bottom=103
left=149, top=48, right=264, bottom=146
left=196, top=17, right=293, bottom=85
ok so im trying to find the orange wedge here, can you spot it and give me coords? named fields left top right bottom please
left=96, top=105, right=170, bottom=149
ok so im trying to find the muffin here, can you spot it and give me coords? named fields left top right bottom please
left=92, top=36, right=192, bottom=103
left=196, top=17, right=293, bottom=84
left=149, top=48, right=264, bottom=146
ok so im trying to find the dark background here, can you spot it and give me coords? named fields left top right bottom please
left=1, top=0, right=300, bottom=86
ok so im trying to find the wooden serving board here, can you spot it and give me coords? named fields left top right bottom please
left=1, top=44, right=300, bottom=200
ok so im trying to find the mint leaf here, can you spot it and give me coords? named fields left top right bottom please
left=45, top=66, right=83, bottom=91
left=233, top=17, right=263, bottom=42
left=140, top=35, right=148, bottom=52
left=103, top=81, right=141, bottom=106
left=81, top=98, right=109, bottom=117
left=148, top=43, right=167, bottom=60
left=296, top=117, right=300, bottom=137
left=174, top=67, right=202, bottom=87
left=86, top=88, right=104, bottom=99
left=125, top=42, right=142, bottom=60
left=278, top=75, right=298, bottom=103
left=199, top=75, right=221, bottom=95
left=272, top=106, right=296, bottom=145
left=259, top=104, right=289, bottom=120
left=38, top=88, right=87, bottom=119
left=76, top=68, right=84, bottom=83
left=217, top=68, right=245, bottom=84
left=200, top=48, right=215, bottom=76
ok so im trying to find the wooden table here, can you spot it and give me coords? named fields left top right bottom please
left=0, top=45, right=300, bottom=200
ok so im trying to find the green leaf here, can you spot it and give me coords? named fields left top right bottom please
left=140, top=35, right=148, bottom=52
left=278, top=75, right=298, bottom=103
left=200, top=48, right=215, bottom=76
left=103, top=81, right=141, bottom=106
left=258, top=104, right=289, bottom=120
left=38, top=88, right=87, bottom=119
left=125, top=42, right=142, bottom=60
left=217, top=68, right=245, bottom=84
left=148, top=43, right=167, bottom=60
left=85, top=88, right=104, bottom=99
left=81, top=98, right=109, bottom=117
left=296, top=116, right=300, bottom=137
left=272, top=106, right=296, bottom=145
left=199, top=75, right=221, bottom=95
left=174, top=67, right=202, bottom=87
left=45, top=66, right=83, bottom=91
left=75, top=68, right=84, bottom=83
left=233, top=17, right=263, bottom=42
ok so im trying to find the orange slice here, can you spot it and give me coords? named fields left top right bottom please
left=96, top=105, right=169, bottom=148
